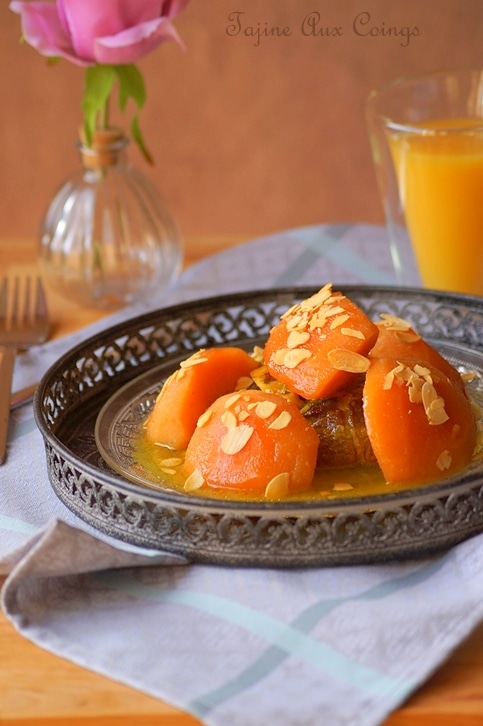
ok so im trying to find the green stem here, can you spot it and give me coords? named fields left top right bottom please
left=98, top=94, right=110, bottom=131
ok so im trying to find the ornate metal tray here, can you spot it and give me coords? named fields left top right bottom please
left=34, top=286, right=483, bottom=568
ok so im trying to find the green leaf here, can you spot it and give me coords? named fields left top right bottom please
left=80, top=63, right=153, bottom=164
left=131, top=114, right=154, bottom=165
left=115, top=64, right=147, bottom=112
left=81, top=65, right=116, bottom=145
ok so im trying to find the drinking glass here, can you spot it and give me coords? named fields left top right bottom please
left=366, top=68, right=483, bottom=294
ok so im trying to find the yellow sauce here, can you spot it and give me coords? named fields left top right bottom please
left=134, top=433, right=413, bottom=502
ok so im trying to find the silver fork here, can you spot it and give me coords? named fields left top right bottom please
left=0, top=276, right=50, bottom=464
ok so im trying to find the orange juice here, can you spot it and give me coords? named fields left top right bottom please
left=390, top=118, right=483, bottom=294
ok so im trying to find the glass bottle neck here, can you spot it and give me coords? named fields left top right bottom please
left=78, top=127, right=128, bottom=170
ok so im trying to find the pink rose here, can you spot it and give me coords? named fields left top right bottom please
left=9, top=0, right=190, bottom=66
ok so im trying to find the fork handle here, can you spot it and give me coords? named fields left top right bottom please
left=0, top=346, right=16, bottom=464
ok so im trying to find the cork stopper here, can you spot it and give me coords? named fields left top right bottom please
left=79, top=127, right=128, bottom=169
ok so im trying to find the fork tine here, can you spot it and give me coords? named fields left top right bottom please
left=0, top=275, right=50, bottom=334
left=11, top=277, right=20, bottom=327
left=20, top=277, right=31, bottom=325
left=0, top=277, right=7, bottom=321
left=34, top=277, right=49, bottom=325
left=0, top=274, right=50, bottom=463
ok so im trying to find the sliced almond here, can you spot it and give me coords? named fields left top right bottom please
left=254, top=400, right=278, bottom=419
left=321, top=305, right=345, bottom=319
left=180, top=353, right=208, bottom=368
left=332, top=482, right=354, bottom=492
left=394, top=330, right=422, bottom=343
left=413, top=364, right=432, bottom=378
left=408, top=378, right=424, bottom=404
left=268, top=410, right=292, bottom=430
left=224, top=393, right=242, bottom=408
left=251, top=345, right=265, bottom=362
left=272, top=348, right=290, bottom=366
left=327, top=349, right=370, bottom=373
left=197, top=409, right=213, bottom=427
left=427, top=400, right=450, bottom=425
left=421, top=382, right=449, bottom=425
left=162, top=457, right=183, bottom=467
left=283, top=348, right=312, bottom=369
left=184, top=469, right=205, bottom=491
left=304, top=283, right=333, bottom=308
left=221, top=424, right=254, bottom=454
left=330, top=313, right=350, bottom=329
left=287, top=330, right=311, bottom=348
left=383, top=370, right=395, bottom=390
left=308, top=314, right=328, bottom=330
left=281, top=303, right=299, bottom=320
left=393, top=363, right=414, bottom=383
left=379, top=313, right=412, bottom=331
left=221, top=410, right=238, bottom=429
left=235, top=376, right=253, bottom=390
left=340, top=327, right=365, bottom=339
left=285, top=313, right=306, bottom=331
left=421, top=380, right=438, bottom=409
left=436, top=450, right=452, bottom=471
left=264, top=472, right=290, bottom=498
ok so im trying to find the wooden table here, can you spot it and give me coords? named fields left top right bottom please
left=2, top=236, right=483, bottom=725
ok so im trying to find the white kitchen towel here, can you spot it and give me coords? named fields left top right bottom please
left=4, top=519, right=483, bottom=726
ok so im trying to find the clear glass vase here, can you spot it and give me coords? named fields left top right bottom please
left=39, top=127, right=183, bottom=309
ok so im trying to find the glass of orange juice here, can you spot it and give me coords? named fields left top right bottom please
left=366, top=68, right=483, bottom=295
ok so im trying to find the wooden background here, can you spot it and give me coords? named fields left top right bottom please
left=1, top=0, right=483, bottom=243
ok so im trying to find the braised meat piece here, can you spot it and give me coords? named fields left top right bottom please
left=250, top=366, right=376, bottom=468
left=300, top=376, right=376, bottom=468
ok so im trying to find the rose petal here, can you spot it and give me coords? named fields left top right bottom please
left=11, top=0, right=190, bottom=67
left=9, top=0, right=89, bottom=66
left=94, top=17, right=183, bottom=65
left=58, top=0, right=166, bottom=62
